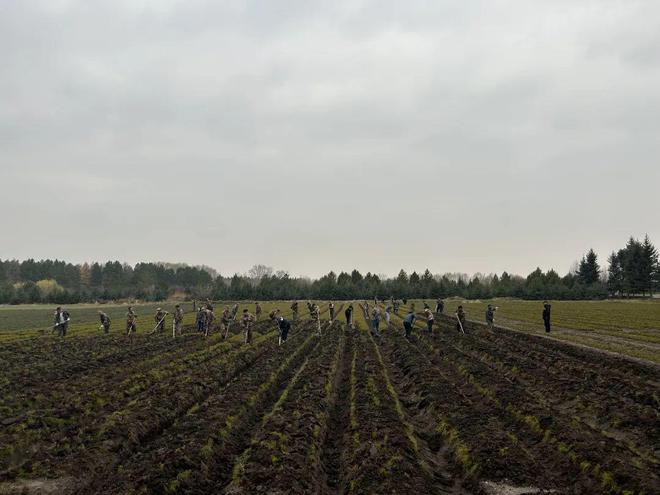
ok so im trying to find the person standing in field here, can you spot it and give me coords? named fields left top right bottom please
left=345, top=304, right=354, bottom=329
left=196, top=307, right=206, bottom=333
left=290, top=301, right=299, bottom=322
left=329, top=302, right=335, bottom=322
left=240, top=309, right=255, bottom=344
left=255, top=302, right=262, bottom=321
left=53, top=307, right=70, bottom=337
left=435, top=298, right=445, bottom=315
left=204, top=306, right=215, bottom=337
left=403, top=309, right=416, bottom=339
left=98, top=310, right=111, bottom=334
left=277, top=316, right=290, bottom=346
left=485, top=304, right=498, bottom=330
left=371, top=308, right=381, bottom=337
left=383, top=305, right=392, bottom=325
left=126, top=307, right=137, bottom=341
left=173, top=304, right=184, bottom=336
left=423, top=307, right=434, bottom=334
left=393, top=299, right=399, bottom=315
left=153, top=308, right=167, bottom=334
left=220, top=307, right=231, bottom=338
left=311, top=303, right=322, bottom=336
left=455, top=305, right=466, bottom=333
left=543, top=301, right=551, bottom=333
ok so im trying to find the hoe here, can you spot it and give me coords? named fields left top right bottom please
left=150, top=314, right=168, bottom=335
left=48, top=318, right=70, bottom=334
left=456, top=314, right=466, bottom=334
left=223, top=317, right=234, bottom=340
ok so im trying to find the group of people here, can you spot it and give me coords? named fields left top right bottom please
left=50, top=298, right=554, bottom=342
left=195, top=302, right=261, bottom=343
left=121, top=305, right=185, bottom=341
left=195, top=302, right=234, bottom=338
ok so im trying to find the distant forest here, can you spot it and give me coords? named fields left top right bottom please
left=0, top=236, right=657, bottom=304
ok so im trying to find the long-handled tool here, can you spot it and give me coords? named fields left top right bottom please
left=50, top=318, right=71, bottom=335
left=223, top=317, right=234, bottom=340
left=150, top=314, right=168, bottom=335
left=456, top=313, right=466, bottom=334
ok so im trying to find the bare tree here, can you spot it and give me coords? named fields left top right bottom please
left=248, top=264, right=274, bottom=280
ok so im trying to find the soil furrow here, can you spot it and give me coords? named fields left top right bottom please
left=319, top=325, right=352, bottom=493
left=78, top=321, right=321, bottom=494
left=224, top=322, right=343, bottom=494
left=0, top=324, right=278, bottom=481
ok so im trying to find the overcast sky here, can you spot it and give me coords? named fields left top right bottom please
left=1, top=1, right=659, bottom=278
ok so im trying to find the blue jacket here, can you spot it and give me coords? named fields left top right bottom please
left=403, top=313, right=416, bottom=324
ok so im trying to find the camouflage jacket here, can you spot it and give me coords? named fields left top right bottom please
left=240, top=313, right=254, bottom=327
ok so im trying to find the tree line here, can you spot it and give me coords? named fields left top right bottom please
left=0, top=235, right=657, bottom=304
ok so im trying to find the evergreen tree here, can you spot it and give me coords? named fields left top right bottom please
left=337, top=271, right=352, bottom=287
left=621, top=238, right=644, bottom=295
left=607, top=252, right=624, bottom=296
left=578, top=249, right=600, bottom=285
left=350, top=269, right=363, bottom=284
left=90, top=262, right=103, bottom=288
left=641, top=235, right=658, bottom=295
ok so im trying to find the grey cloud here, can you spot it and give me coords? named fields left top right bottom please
left=1, top=0, right=659, bottom=278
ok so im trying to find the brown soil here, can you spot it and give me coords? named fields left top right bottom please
left=1, top=309, right=658, bottom=495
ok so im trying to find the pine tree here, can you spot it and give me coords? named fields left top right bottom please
left=578, top=249, right=600, bottom=285
left=90, top=262, right=103, bottom=288
left=621, top=238, right=644, bottom=295
left=641, top=235, right=658, bottom=295
left=607, top=252, right=624, bottom=296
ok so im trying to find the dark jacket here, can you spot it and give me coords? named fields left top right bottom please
left=54, top=311, right=70, bottom=326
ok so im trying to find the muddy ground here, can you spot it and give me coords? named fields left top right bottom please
left=1, top=305, right=658, bottom=494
